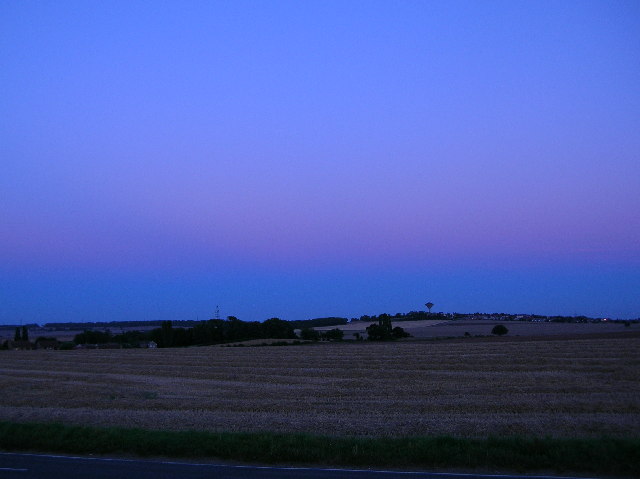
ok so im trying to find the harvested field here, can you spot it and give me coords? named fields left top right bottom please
left=1, top=336, right=639, bottom=438
left=404, top=320, right=636, bottom=339
left=316, top=319, right=636, bottom=339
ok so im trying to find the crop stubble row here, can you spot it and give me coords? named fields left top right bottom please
left=1, top=337, right=638, bottom=437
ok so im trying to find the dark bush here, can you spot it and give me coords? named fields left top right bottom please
left=322, top=328, right=344, bottom=341
left=392, top=326, right=410, bottom=339
left=74, top=330, right=112, bottom=344
left=367, top=317, right=409, bottom=340
left=300, top=328, right=321, bottom=341
left=491, top=324, right=509, bottom=336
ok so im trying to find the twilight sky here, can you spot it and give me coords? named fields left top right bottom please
left=1, top=0, right=639, bottom=324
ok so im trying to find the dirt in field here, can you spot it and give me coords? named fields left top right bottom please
left=1, top=336, right=639, bottom=438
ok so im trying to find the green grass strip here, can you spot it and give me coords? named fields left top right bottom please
left=0, top=421, right=638, bottom=476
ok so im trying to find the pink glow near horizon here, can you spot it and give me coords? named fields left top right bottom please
left=1, top=1, right=639, bottom=321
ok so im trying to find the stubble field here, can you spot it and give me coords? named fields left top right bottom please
left=1, top=335, right=639, bottom=438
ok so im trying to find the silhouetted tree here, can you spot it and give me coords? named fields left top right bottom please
left=223, top=316, right=238, bottom=341
left=300, top=328, right=320, bottom=341
left=74, top=330, right=112, bottom=344
left=112, top=330, right=147, bottom=347
left=367, top=316, right=409, bottom=340
left=262, top=318, right=297, bottom=339
left=14, top=327, right=20, bottom=342
left=289, top=317, right=348, bottom=329
left=160, top=320, right=174, bottom=347
left=392, top=326, right=410, bottom=339
left=21, top=326, right=29, bottom=342
left=322, top=328, right=344, bottom=341
left=491, top=324, right=508, bottom=336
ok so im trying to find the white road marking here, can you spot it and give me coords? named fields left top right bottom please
left=0, top=467, right=28, bottom=472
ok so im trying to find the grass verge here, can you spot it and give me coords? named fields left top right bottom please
left=0, top=421, right=638, bottom=476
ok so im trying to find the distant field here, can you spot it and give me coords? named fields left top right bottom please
left=316, top=319, right=635, bottom=339
left=1, top=335, right=638, bottom=438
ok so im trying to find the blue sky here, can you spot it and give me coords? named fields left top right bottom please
left=1, top=1, right=639, bottom=323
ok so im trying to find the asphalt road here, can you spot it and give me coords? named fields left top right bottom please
left=0, top=453, right=598, bottom=479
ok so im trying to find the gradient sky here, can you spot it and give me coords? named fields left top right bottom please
left=2, top=0, right=639, bottom=324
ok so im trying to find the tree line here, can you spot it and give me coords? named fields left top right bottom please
left=71, top=316, right=409, bottom=348
left=74, top=317, right=299, bottom=348
left=353, top=311, right=448, bottom=322
left=41, top=317, right=348, bottom=332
